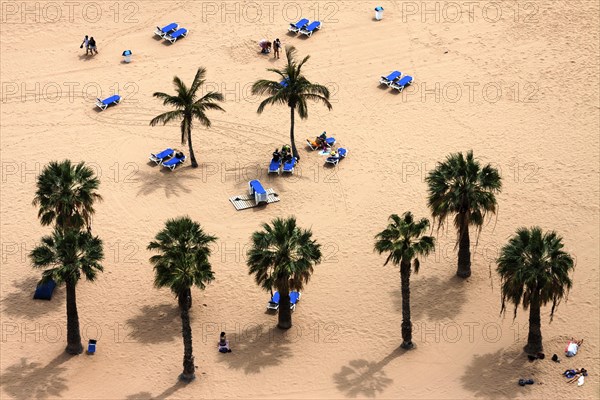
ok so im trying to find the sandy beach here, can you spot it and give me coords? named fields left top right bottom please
left=1, top=1, right=599, bottom=398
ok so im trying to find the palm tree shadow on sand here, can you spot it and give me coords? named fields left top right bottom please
left=394, top=275, right=468, bottom=322
left=217, top=324, right=293, bottom=374
left=135, top=167, right=201, bottom=197
left=125, top=381, right=186, bottom=400
left=1, top=353, right=71, bottom=399
left=125, top=303, right=181, bottom=344
left=2, top=276, right=64, bottom=318
left=333, top=347, right=408, bottom=398
left=461, top=347, right=531, bottom=399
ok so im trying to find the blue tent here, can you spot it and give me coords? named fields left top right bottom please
left=33, top=280, right=57, bottom=300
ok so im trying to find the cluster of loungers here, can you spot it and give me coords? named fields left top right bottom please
left=379, top=71, right=414, bottom=92
left=269, top=156, right=297, bottom=175
left=305, top=134, right=348, bottom=166
left=288, top=18, right=322, bottom=37
left=154, top=22, right=188, bottom=43
left=267, top=291, right=301, bottom=311
left=149, top=148, right=187, bottom=171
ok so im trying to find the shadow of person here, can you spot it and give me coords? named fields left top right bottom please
left=333, top=346, right=407, bottom=398
left=460, top=347, right=531, bottom=399
left=2, top=276, right=63, bottom=318
left=216, top=324, right=293, bottom=374
left=393, top=275, right=468, bottom=322
left=125, top=303, right=180, bottom=344
left=0, top=353, right=71, bottom=399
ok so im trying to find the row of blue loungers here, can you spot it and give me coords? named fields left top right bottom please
left=380, top=71, right=414, bottom=92
left=149, top=148, right=186, bottom=170
left=267, top=291, right=301, bottom=311
left=154, top=22, right=188, bottom=43
left=288, top=18, right=322, bottom=37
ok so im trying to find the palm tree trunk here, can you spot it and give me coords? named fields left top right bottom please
left=277, top=290, right=292, bottom=330
left=457, top=218, right=471, bottom=278
left=179, top=290, right=196, bottom=382
left=187, top=124, right=198, bottom=168
left=524, top=292, right=543, bottom=354
left=289, top=106, right=300, bottom=161
left=400, top=260, right=414, bottom=349
left=65, top=278, right=83, bottom=354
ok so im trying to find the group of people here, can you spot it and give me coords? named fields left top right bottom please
left=272, top=144, right=294, bottom=163
left=80, top=35, right=98, bottom=55
left=259, top=38, right=282, bottom=58
left=307, top=132, right=338, bottom=157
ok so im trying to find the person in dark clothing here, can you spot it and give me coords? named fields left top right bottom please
left=88, top=37, right=98, bottom=54
left=272, top=148, right=281, bottom=161
left=273, top=38, right=281, bottom=59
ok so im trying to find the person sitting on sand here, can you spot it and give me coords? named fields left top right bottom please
left=218, top=332, right=231, bottom=353
left=272, top=148, right=281, bottom=162
left=565, top=338, right=583, bottom=357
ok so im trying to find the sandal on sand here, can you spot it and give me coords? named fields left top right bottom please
left=518, top=379, right=526, bottom=386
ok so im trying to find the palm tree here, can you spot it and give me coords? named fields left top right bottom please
left=150, top=67, right=225, bottom=168
left=32, top=160, right=102, bottom=232
left=251, top=46, right=332, bottom=161
left=374, top=212, right=435, bottom=349
left=247, top=217, right=322, bottom=329
left=497, top=227, right=574, bottom=354
left=29, top=228, right=104, bottom=354
left=426, top=150, right=502, bottom=278
left=147, top=216, right=217, bottom=382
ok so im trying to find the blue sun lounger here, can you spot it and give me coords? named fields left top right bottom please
left=326, top=148, right=347, bottom=165
left=390, top=76, right=413, bottom=92
left=154, top=22, right=178, bottom=38
left=95, top=95, right=121, bottom=111
left=87, top=339, right=97, bottom=354
left=280, top=79, right=289, bottom=88
left=248, top=179, right=268, bottom=204
left=164, top=28, right=188, bottom=43
left=267, top=291, right=301, bottom=311
left=306, top=136, right=336, bottom=150
left=162, top=155, right=186, bottom=170
left=149, top=148, right=174, bottom=165
left=33, top=279, right=56, bottom=300
left=268, top=158, right=281, bottom=174
left=282, top=157, right=297, bottom=174
left=379, top=71, right=401, bottom=86
left=289, top=18, right=309, bottom=33
left=299, top=21, right=321, bottom=37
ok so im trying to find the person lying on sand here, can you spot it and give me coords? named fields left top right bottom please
left=565, top=369, right=587, bottom=385
left=565, top=338, right=583, bottom=357
left=218, top=332, right=232, bottom=353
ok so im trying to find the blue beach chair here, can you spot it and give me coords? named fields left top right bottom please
left=268, top=158, right=281, bottom=174
left=390, top=75, right=413, bottom=92
left=149, top=148, right=174, bottom=165
left=289, top=18, right=309, bottom=33
left=282, top=157, right=297, bottom=174
left=162, top=155, right=186, bottom=170
left=87, top=339, right=97, bottom=354
left=154, top=22, right=178, bottom=38
left=379, top=71, right=401, bottom=86
left=95, top=95, right=121, bottom=111
left=33, top=280, right=56, bottom=300
left=299, top=21, right=321, bottom=37
left=164, top=28, right=188, bottom=43
left=267, top=291, right=301, bottom=311
left=325, top=148, right=347, bottom=165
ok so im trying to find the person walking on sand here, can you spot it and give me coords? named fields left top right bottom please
left=88, top=37, right=98, bottom=55
left=81, top=35, right=89, bottom=55
left=273, top=38, right=281, bottom=59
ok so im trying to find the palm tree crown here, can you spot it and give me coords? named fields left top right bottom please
left=150, top=67, right=225, bottom=168
left=32, top=160, right=102, bottom=231
left=251, top=46, right=332, bottom=160
left=374, top=212, right=435, bottom=271
left=148, top=216, right=217, bottom=297
left=498, top=227, right=574, bottom=319
left=426, top=150, right=501, bottom=277
left=247, top=216, right=322, bottom=329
